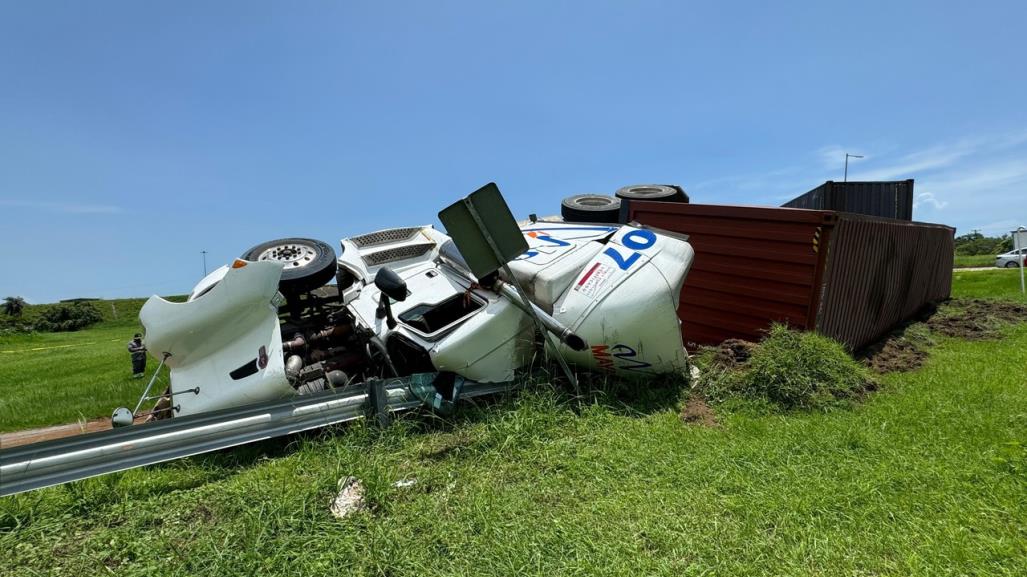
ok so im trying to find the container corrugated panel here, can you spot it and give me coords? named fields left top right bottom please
left=783, top=180, right=914, bottom=220
left=816, top=213, right=954, bottom=350
left=626, top=200, right=953, bottom=351
left=626, top=201, right=835, bottom=348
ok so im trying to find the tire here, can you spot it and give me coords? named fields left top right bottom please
left=615, top=184, right=689, bottom=203
left=560, top=194, right=621, bottom=223
left=1005, top=261, right=1019, bottom=268
left=241, top=237, right=338, bottom=293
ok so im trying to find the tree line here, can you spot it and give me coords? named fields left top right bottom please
left=954, top=231, right=1014, bottom=256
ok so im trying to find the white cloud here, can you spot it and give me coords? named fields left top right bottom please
left=913, top=192, right=948, bottom=211
left=854, top=143, right=975, bottom=181
left=0, top=200, right=124, bottom=214
left=917, top=158, right=1027, bottom=192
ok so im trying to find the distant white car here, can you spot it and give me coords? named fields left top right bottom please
left=995, top=248, right=1026, bottom=268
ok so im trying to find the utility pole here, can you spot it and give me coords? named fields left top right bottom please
left=844, top=153, right=864, bottom=182
left=1015, top=226, right=1026, bottom=297
left=201, top=250, right=208, bottom=276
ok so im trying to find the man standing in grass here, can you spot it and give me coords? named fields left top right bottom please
left=128, top=333, right=146, bottom=378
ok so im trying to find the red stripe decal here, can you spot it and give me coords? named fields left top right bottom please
left=578, top=263, right=601, bottom=286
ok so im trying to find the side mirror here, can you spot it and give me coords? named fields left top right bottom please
left=374, top=267, right=407, bottom=302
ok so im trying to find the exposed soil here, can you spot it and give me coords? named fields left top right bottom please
left=712, top=339, right=756, bottom=368
left=859, top=298, right=1027, bottom=373
left=679, top=396, right=718, bottom=427
left=0, top=415, right=146, bottom=449
left=926, top=299, right=1027, bottom=340
left=0, top=418, right=113, bottom=448
left=859, top=332, right=930, bottom=373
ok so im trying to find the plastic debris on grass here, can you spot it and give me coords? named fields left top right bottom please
left=330, top=476, right=365, bottom=519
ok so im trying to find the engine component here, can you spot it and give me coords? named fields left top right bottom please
left=285, top=355, right=304, bottom=384
left=283, top=334, right=307, bottom=352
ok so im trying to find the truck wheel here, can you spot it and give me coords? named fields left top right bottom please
left=560, top=194, right=621, bottom=223
left=615, top=184, right=689, bottom=203
left=241, top=237, right=338, bottom=293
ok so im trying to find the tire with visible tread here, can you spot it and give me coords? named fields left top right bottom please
left=560, top=194, right=621, bottom=223
left=615, top=184, right=689, bottom=203
left=241, top=237, right=338, bottom=294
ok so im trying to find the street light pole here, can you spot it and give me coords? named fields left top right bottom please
left=844, top=153, right=864, bottom=182
left=201, top=250, right=208, bottom=277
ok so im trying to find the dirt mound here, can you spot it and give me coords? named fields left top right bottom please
left=712, top=339, right=756, bottom=367
left=680, top=396, right=718, bottom=427
left=926, top=299, right=1027, bottom=339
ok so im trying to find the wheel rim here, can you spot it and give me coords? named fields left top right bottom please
left=256, top=242, right=319, bottom=269
left=579, top=196, right=614, bottom=207
left=626, top=187, right=666, bottom=197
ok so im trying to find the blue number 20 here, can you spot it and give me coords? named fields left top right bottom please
left=602, top=229, right=656, bottom=270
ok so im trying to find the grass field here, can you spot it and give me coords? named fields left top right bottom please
left=951, top=268, right=1027, bottom=300
left=1, top=276, right=1026, bottom=576
left=953, top=254, right=996, bottom=268
left=0, top=298, right=179, bottom=432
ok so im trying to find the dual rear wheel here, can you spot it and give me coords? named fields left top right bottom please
left=560, top=184, right=688, bottom=223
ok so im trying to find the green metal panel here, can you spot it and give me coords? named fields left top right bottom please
left=438, top=182, right=528, bottom=279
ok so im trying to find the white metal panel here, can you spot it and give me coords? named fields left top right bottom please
left=140, top=261, right=293, bottom=416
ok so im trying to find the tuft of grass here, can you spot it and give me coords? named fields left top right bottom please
left=698, top=324, right=875, bottom=410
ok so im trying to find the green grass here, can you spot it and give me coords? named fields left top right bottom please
left=2, top=327, right=1026, bottom=576
left=951, top=268, right=1027, bottom=300
left=2, top=283, right=1026, bottom=576
left=953, top=254, right=996, bottom=268
left=0, top=297, right=182, bottom=432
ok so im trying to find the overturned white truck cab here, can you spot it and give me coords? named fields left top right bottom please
left=137, top=221, right=694, bottom=418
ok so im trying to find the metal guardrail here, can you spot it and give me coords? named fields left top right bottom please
left=0, top=378, right=515, bottom=497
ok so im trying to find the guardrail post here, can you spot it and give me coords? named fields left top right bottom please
left=367, top=378, right=390, bottom=428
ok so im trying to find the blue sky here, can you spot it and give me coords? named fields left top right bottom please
left=2, top=1, right=1026, bottom=303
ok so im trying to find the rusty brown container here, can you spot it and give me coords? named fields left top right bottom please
left=626, top=202, right=837, bottom=347
left=626, top=200, right=954, bottom=350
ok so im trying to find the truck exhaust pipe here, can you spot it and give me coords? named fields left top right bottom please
left=494, top=280, right=587, bottom=351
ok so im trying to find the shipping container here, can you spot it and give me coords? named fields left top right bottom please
left=625, top=200, right=954, bottom=351
left=783, top=180, right=914, bottom=221
left=815, top=213, right=953, bottom=349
